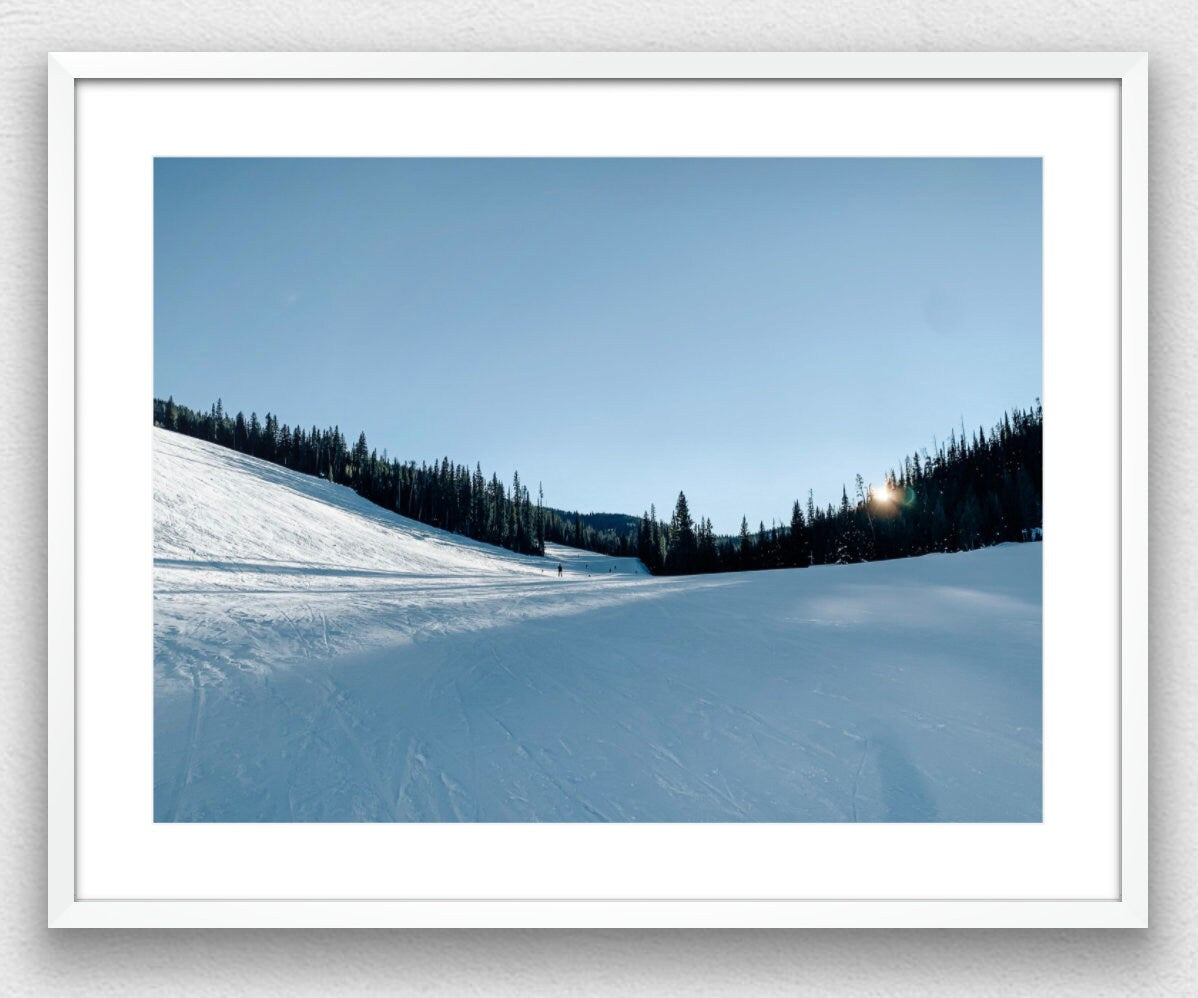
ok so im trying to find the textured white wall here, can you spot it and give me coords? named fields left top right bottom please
left=1, top=3, right=1193, bottom=994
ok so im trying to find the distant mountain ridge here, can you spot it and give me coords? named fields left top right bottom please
left=545, top=509, right=639, bottom=536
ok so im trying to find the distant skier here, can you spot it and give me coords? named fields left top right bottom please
left=557, top=563, right=563, bottom=578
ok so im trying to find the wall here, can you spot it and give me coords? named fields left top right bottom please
left=1, top=2, right=1193, bottom=993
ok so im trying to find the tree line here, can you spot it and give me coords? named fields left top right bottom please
left=636, top=402, right=1042, bottom=575
left=154, top=395, right=1041, bottom=576
left=154, top=396, right=547, bottom=556
left=540, top=509, right=639, bottom=558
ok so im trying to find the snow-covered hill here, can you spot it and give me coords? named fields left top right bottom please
left=154, top=429, right=1041, bottom=822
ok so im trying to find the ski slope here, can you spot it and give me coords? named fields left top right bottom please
left=154, top=429, right=1042, bottom=822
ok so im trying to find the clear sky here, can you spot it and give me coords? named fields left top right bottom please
left=155, top=157, right=1041, bottom=534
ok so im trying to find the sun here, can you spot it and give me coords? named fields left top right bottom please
left=870, top=483, right=892, bottom=503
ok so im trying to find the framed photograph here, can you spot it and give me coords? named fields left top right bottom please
left=48, top=52, right=1146, bottom=928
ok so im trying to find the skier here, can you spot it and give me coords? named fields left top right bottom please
left=557, top=563, right=563, bottom=578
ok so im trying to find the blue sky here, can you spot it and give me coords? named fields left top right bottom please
left=155, top=157, right=1041, bottom=534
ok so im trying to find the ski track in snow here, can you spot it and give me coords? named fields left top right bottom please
left=152, top=429, right=1042, bottom=822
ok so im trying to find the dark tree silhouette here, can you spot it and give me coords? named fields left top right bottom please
left=155, top=397, right=1042, bottom=576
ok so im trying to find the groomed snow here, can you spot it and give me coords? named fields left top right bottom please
left=154, top=429, right=1041, bottom=822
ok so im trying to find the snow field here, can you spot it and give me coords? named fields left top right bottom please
left=154, top=429, right=1041, bottom=822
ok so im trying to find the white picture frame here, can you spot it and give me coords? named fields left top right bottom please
left=48, top=51, right=1147, bottom=928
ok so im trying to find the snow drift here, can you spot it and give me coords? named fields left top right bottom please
left=154, top=429, right=1041, bottom=822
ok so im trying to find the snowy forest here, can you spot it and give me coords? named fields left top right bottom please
left=152, top=395, right=1042, bottom=576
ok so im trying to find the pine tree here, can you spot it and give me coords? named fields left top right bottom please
left=790, top=499, right=810, bottom=567
left=648, top=504, right=662, bottom=573
left=666, top=491, right=697, bottom=574
left=353, top=431, right=369, bottom=481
